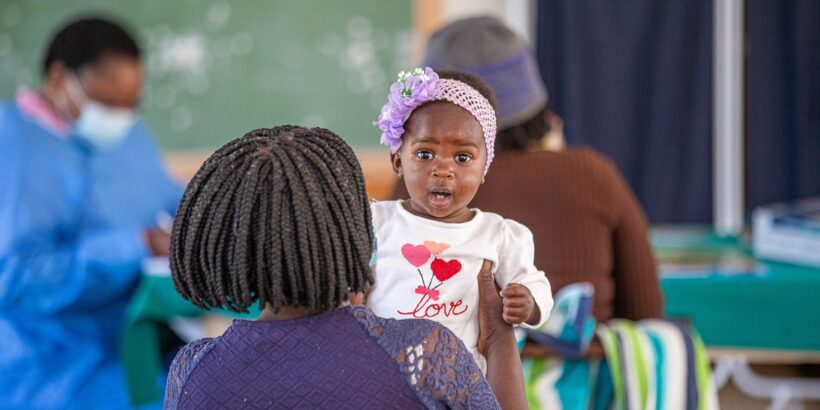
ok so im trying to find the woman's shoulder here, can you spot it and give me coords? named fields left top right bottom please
left=348, top=305, right=440, bottom=343
left=348, top=306, right=470, bottom=358
left=564, top=146, right=609, bottom=161
left=563, top=147, right=623, bottom=177
left=164, top=337, right=221, bottom=409
left=347, top=307, right=497, bottom=408
left=0, top=102, right=26, bottom=144
left=516, top=146, right=617, bottom=170
left=488, top=148, right=618, bottom=189
left=0, top=100, right=17, bottom=119
left=175, top=337, right=220, bottom=359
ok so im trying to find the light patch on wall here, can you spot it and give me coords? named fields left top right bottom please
left=230, top=32, right=253, bottom=56
left=3, top=4, right=21, bottom=28
left=155, top=33, right=207, bottom=75
left=154, top=85, right=177, bottom=109
left=280, top=46, right=306, bottom=71
left=206, top=2, right=231, bottom=30
left=0, top=34, right=12, bottom=57
left=185, top=73, right=209, bottom=96
left=299, top=113, right=326, bottom=129
left=170, top=106, right=193, bottom=132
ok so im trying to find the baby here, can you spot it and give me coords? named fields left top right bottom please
left=367, top=68, right=554, bottom=370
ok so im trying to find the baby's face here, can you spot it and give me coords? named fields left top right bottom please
left=392, top=101, right=486, bottom=223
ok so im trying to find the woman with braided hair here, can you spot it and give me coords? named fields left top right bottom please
left=164, top=126, right=527, bottom=409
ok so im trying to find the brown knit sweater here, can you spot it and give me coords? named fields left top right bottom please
left=391, top=148, right=663, bottom=321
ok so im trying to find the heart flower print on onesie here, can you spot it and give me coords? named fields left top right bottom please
left=397, top=241, right=468, bottom=319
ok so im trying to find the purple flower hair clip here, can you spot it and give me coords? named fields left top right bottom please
left=375, top=67, right=440, bottom=153
left=375, top=67, right=498, bottom=174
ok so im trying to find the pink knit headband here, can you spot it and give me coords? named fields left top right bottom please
left=375, top=68, right=497, bottom=174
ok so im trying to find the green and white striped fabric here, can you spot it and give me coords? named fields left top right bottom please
left=524, top=320, right=718, bottom=410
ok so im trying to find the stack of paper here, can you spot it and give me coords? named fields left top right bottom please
left=753, top=197, right=820, bottom=268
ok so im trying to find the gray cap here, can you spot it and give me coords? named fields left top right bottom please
left=424, top=16, right=549, bottom=129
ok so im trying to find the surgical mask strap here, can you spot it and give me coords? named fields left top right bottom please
left=64, top=71, right=89, bottom=109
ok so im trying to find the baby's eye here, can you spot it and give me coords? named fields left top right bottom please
left=416, top=150, right=433, bottom=160
left=454, top=153, right=472, bottom=163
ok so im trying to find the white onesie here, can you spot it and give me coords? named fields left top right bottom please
left=367, top=200, right=553, bottom=371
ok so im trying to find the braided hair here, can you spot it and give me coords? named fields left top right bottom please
left=170, top=126, right=374, bottom=313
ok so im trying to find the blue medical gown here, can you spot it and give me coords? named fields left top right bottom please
left=0, top=101, right=183, bottom=409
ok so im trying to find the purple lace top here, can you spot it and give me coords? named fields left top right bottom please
left=164, top=306, right=500, bottom=409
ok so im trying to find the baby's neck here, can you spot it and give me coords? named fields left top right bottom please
left=402, top=200, right=476, bottom=224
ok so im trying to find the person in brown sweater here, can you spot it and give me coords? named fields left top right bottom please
left=393, top=16, right=663, bottom=321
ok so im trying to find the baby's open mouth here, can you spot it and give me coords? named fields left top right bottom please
left=429, top=188, right=453, bottom=207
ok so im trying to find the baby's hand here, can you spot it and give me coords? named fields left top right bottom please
left=500, top=283, right=539, bottom=325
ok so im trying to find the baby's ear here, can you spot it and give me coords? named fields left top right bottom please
left=390, top=151, right=402, bottom=177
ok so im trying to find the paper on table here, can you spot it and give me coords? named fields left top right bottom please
left=657, top=249, right=763, bottom=278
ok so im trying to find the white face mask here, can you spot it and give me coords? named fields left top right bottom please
left=64, top=72, right=137, bottom=150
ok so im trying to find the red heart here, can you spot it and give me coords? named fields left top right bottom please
left=401, top=244, right=431, bottom=267
left=431, top=258, right=462, bottom=282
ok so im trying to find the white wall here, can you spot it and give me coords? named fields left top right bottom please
left=438, top=0, right=535, bottom=44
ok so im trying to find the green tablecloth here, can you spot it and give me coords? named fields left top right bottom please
left=122, top=228, right=820, bottom=405
left=652, top=227, right=820, bottom=351
left=663, top=261, right=820, bottom=350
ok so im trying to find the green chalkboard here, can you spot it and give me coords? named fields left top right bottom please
left=0, top=0, right=411, bottom=150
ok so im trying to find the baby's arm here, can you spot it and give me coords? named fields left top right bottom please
left=496, top=220, right=554, bottom=328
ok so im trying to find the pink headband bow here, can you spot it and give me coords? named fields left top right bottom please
left=375, top=68, right=497, bottom=174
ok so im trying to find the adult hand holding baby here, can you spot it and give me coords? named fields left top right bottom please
left=477, top=259, right=528, bottom=410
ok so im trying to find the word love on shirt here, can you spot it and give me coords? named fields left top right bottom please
left=398, top=293, right=468, bottom=319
